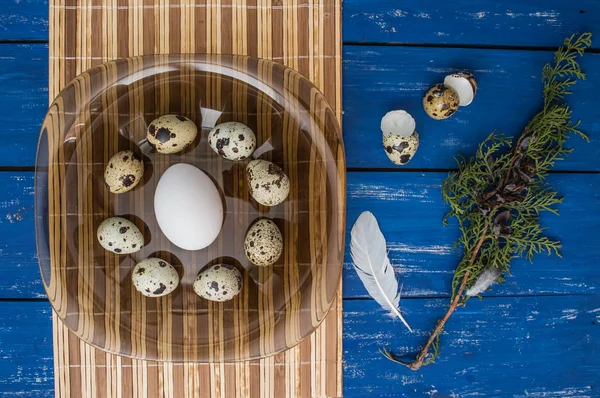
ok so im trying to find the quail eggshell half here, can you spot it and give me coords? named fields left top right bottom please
left=423, top=84, right=460, bottom=120
left=104, top=150, right=144, bottom=194
left=97, top=217, right=144, bottom=254
left=244, top=219, right=283, bottom=267
left=444, top=72, right=478, bottom=106
left=208, top=122, right=257, bottom=161
left=380, top=110, right=416, bottom=137
left=132, top=258, right=180, bottom=297
left=154, top=164, right=224, bottom=251
left=193, top=264, right=243, bottom=302
left=147, top=115, right=198, bottom=154
left=246, top=160, right=290, bottom=206
left=383, top=132, right=419, bottom=166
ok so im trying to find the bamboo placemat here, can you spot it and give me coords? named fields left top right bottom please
left=48, top=1, right=342, bottom=397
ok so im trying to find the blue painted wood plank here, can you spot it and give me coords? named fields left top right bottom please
left=343, top=45, right=600, bottom=171
left=2, top=170, right=599, bottom=299
left=0, top=172, right=44, bottom=299
left=0, top=301, right=53, bottom=397
left=343, top=172, right=600, bottom=299
left=0, top=0, right=48, bottom=41
left=2, top=44, right=600, bottom=170
left=2, top=0, right=599, bottom=48
left=344, top=0, right=600, bottom=47
left=0, top=44, right=48, bottom=167
left=344, top=295, right=599, bottom=397
left=0, top=295, right=597, bottom=397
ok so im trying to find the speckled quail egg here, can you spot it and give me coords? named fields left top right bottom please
left=244, top=219, right=283, bottom=267
left=97, top=217, right=144, bottom=254
left=208, top=122, right=257, bottom=161
left=383, top=131, right=419, bottom=166
left=423, top=83, right=460, bottom=120
left=132, top=258, right=179, bottom=297
left=104, top=150, right=144, bottom=193
left=147, top=115, right=197, bottom=154
left=381, top=110, right=420, bottom=166
left=444, top=72, right=478, bottom=106
left=193, top=264, right=243, bottom=302
left=246, top=160, right=290, bottom=206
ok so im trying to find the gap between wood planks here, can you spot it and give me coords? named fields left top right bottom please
left=0, top=292, right=597, bottom=304
left=1, top=167, right=599, bottom=174
left=2, top=39, right=600, bottom=53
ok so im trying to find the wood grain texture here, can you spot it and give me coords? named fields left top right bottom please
left=343, top=296, right=599, bottom=397
left=4, top=44, right=600, bottom=170
left=0, top=173, right=45, bottom=299
left=2, top=296, right=599, bottom=397
left=5, top=171, right=600, bottom=300
left=344, top=0, right=600, bottom=47
left=0, top=0, right=49, bottom=40
left=4, top=0, right=600, bottom=47
left=344, top=172, right=600, bottom=299
left=0, top=44, right=48, bottom=167
left=343, top=46, right=600, bottom=171
left=47, top=1, right=342, bottom=397
left=0, top=302, right=53, bottom=397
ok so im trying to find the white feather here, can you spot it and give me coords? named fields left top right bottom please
left=466, top=266, right=501, bottom=296
left=350, top=211, right=412, bottom=332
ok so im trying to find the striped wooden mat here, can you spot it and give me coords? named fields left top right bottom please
left=48, top=1, right=342, bottom=397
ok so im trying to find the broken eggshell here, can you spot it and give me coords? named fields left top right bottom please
left=380, top=110, right=416, bottom=137
left=422, top=83, right=459, bottom=120
left=381, top=110, right=419, bottom=166
left=444, top=72, right=478, bottom=106
left=383, top=131, right=420, bottom=166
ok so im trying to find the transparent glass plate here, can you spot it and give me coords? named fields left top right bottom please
left=35, top=55, right=345, bottom=362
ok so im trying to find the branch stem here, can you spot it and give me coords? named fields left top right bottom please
left=396, top=221, right=489, bottom=370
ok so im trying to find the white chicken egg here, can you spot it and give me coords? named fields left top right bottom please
left=208, top=122, right=257, bottom=161
left=97, top=217, right=144, bottom=254
left=132, top=258, right=180, bottom=297
left=154, top=164, right=224, bottom=251
left=246, top=160, right=290, bottom=206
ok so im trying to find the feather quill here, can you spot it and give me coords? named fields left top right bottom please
left=350, top=211, right=412, bottom=332
left=465, top=266, right=501, bottom=296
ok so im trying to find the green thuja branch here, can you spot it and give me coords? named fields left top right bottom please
left=382, top=33, right=592, bottom=370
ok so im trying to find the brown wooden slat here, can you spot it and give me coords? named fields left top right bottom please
left=49, top=0, right=343, bottom=396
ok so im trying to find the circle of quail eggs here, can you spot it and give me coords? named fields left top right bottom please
left=147, top=114, right=197, bottom=154
left=132, top=258, right=180, bottom=298
left=422, top=83, right=460, bottom=120
left=104, top=150, right=144, bottom=194
left=208, top=122, right=257, bottom=161
left=193, top=264, right=243, bottom=302
left=244, top=219, right=283, bottom=267
left=383, top=131, right=420, bottom=166
left=97, top=217, right=144, bottom=254
left=246, top=159, right=290, bottom=206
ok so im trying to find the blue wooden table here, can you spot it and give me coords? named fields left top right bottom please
left=1, top=1, right=599, bottom=396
